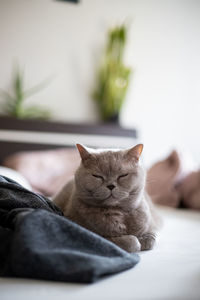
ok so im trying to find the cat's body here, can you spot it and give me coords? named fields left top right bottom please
left=53, top=144, right=158, bottom=252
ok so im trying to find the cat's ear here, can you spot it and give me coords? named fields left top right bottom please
left=126, top=144, right=143, bottom=161
left=76, top=144, right=91, bottom=160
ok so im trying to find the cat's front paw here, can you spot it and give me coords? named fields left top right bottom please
left=108, top=235, right=141, bottom=253
left=127, top=235, right=141, bottom=252
left=139, top=233, right=156, bottom=251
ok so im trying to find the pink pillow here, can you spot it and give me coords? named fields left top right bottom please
left=3, top=148, right=80, bottom=197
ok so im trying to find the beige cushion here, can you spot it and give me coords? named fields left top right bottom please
left=3, top=148, right=80, bottom=197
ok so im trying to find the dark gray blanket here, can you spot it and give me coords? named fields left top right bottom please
left=0, top=176, right=139, bottom=283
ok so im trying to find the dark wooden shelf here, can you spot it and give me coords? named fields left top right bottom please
left=0, top=116, right=138, bottom=162
left=0, top=116, right=137, bottom=138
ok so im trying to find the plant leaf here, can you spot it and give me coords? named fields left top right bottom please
left=20, top=105, right=51, bottom=120
left=24, top=76, right=53, bottom=99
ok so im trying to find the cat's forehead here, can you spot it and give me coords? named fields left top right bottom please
left=86, top=150, right=136, bottom=174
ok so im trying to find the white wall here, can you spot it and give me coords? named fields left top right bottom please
left=0, top=0, right=200, bottom=166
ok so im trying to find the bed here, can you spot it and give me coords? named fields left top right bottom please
left=0, top=117, right=200, bottom=300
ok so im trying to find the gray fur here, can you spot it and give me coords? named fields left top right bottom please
left=53, top=144, right=158, bottom=252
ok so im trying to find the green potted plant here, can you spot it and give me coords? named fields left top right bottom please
left=93, top=24, right=132, bottom=123
left=0, top=64, right=51, bottom=120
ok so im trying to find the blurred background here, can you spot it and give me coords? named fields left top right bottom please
left=0, top=0, right=200, bottom=167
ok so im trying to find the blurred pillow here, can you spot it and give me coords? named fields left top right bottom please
left=146, top=149, right=198, bottom=208
left=146, top=150, right=180, bottom=207
left=177, top=171, right=200, bottom=210
left=0, top=166, right=32, bottom=190
left=3, top=148, right=80, bottom=197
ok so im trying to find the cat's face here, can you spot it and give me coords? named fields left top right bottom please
left=74, top=144, right=145, bottom=207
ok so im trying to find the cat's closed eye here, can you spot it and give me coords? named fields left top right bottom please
left=118, top=174, right=128, bottom=179
left=92, top=174, right=104, bottom=180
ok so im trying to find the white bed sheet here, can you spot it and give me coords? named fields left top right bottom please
left=1, top=206, right=200, bottom=300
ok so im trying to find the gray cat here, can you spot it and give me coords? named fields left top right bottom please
left=53, top=143, right=159, bottom=252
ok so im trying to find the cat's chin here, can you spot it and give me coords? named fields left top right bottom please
left=87, top=195, right=128, bottom=207
left=80, top=194, right=118, bottom=207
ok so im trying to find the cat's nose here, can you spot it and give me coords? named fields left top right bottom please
left=107, top=184, right=115, bottom=190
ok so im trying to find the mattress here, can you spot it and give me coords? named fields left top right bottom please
left=1, top=206, right=200, bottom=300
